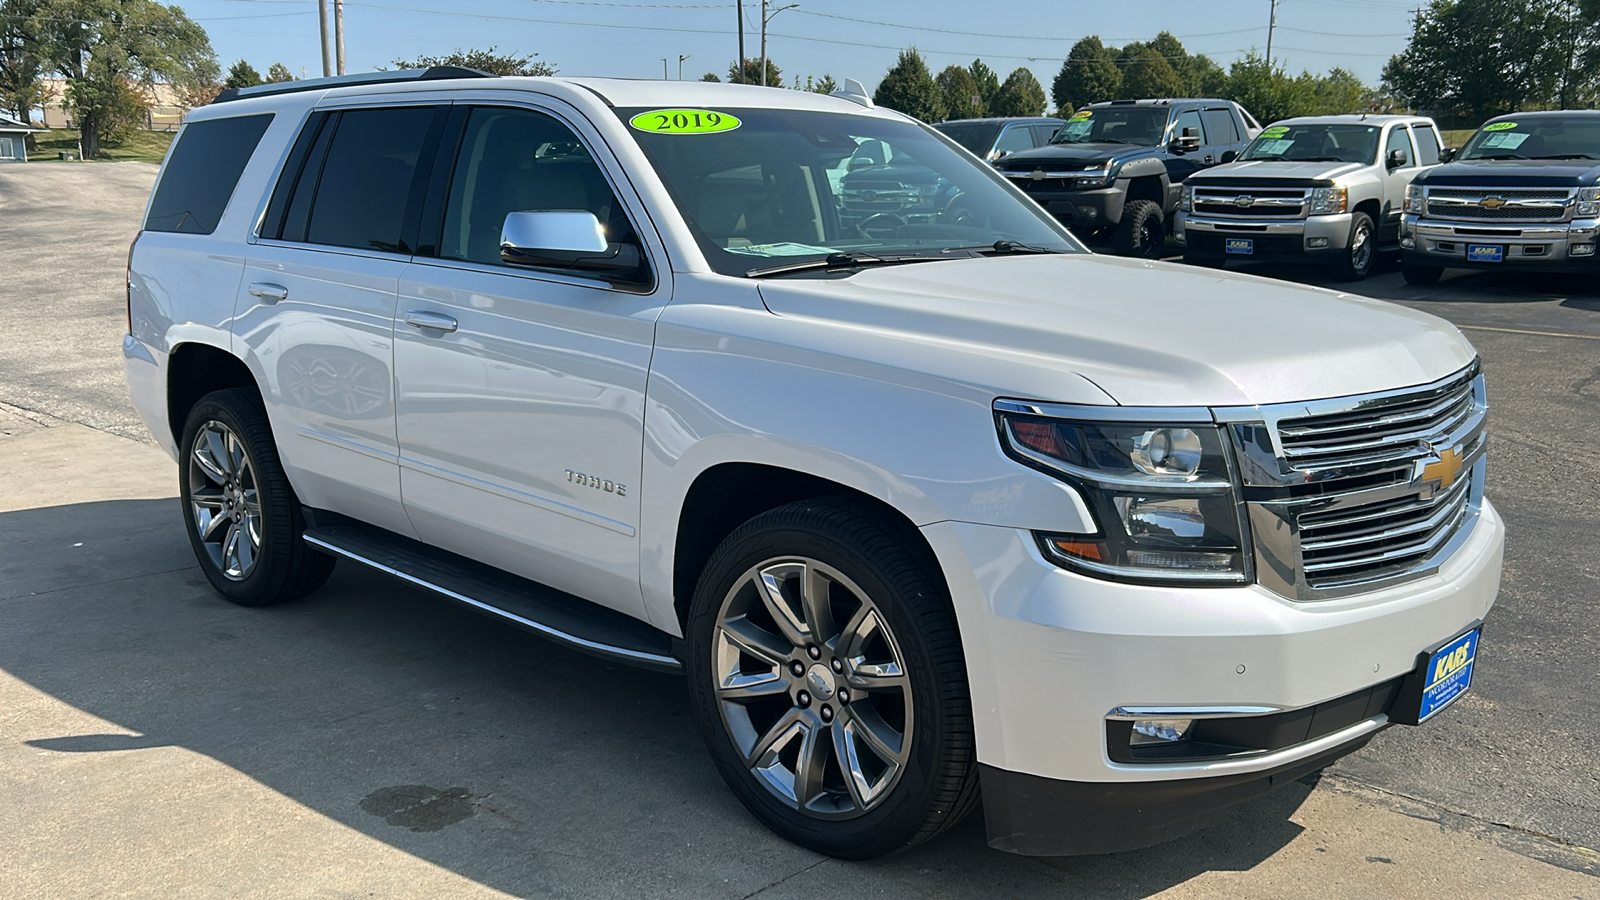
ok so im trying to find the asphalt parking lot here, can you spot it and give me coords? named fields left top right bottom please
left=2, top=163, right=1597, bottom=898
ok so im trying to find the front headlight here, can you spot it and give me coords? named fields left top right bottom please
left=1076, top=164, right=1115, bottom=187
left=1180, top=184, right=1194, bottom=212
left=1579, top=186, right=1600, bottom=217
left=1406, top=183, right=1425, bottom=214
left=1310, top=186, right=1348, bottom=216
left=997, top=410, right=1251, bottom=584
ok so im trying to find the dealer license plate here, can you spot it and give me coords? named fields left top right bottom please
left=1225, top=238, right=1254, bottom=255
left=1466, top=244, right=1503, bottom=263
left=1418, top=628, right=1479, bottom=722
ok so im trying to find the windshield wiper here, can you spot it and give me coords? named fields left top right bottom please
left=744, top=251, right=947, bottom=279
left=1531, top=153, right=1599, bottom=160
left=940, top=240, right=1066, bottom=256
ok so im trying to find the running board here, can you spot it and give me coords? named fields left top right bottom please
left=302, top=516, right=681, bottom=673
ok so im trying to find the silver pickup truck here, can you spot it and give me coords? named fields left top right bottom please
left=1175, top=115, right=1445, bottom=280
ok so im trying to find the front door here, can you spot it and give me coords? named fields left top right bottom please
left=393, top=102, right=669, bottom=619
left=1379, top=125, right=1419, bottom=244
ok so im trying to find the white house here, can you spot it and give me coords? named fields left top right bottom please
left=0, top=112, right=46, bottom=162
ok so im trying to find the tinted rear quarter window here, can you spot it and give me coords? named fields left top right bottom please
left=145, top=114, right=273, bottom=234
left=1412, top=125, right=1441, bottom=165
left=288, top=106, right=436, bottom=252
left=1200, top=109, right=1238, bottom=144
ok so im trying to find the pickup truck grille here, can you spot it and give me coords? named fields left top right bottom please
left=1424, top=187, right=1572, bottom=222
left=1229, top=363, right=1487, bottom=599
left=1192, top=187, right=1308, bottom=218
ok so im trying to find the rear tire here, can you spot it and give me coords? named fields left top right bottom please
left=1332, top=211, right=1376, bottom=281
left=1402, top=263, right=1443, bottom=285
left=685, top=498, right=978, bottom=859
left=179, top=388, right=335, bottom=606
left=1114, top=200, right=1166, bottom=258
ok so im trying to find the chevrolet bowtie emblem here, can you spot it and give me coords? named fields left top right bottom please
left=1029, top=170, right=1046, bottom=180
left=1418, top=445, right=1465, bottom=493
left=1478, top=196, right=1507, bottom=209
left=1234, top=195, right=1255, bottom=208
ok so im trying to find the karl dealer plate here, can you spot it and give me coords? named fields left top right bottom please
left=1466, top=244, right=1504, bottom=263
left=1225, top=237, right=1255, bottom=255
left=1418, top=628, right=1479, bottom=722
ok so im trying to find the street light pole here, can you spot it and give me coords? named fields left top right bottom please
left=759, top=1, right=798, bottom=88
left=679, top=54, right=690, bottom=81
left=735, top=1, right=745, bottom=83
left=334, top=0, right=345, bottom=76
left=1264, top=0, right=1278, bottom=68
left=661, top=58, right=669, bottom=80
left=317, top=0, right=332, bottom=77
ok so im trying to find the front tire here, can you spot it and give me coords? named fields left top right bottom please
left=179, top=388, right=334, bottom=606
left=685, top=499, right=978, bottom=859
left=1114, top=200, right=1166, bottom=258
left=1332, top=211, right=1376, bottom=281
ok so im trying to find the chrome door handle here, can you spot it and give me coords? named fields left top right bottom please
left=404, top=310, right=458, bottom=333
left=247, top=282, right=288, bottom=303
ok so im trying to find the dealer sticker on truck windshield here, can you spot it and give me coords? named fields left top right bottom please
left=628, top=109, right=742, bottom=134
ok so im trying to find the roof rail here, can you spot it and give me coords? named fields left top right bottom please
left=212, top=66, right=495, bottom=105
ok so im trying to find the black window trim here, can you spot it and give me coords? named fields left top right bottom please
left=408, top=98, right=662, bottom=295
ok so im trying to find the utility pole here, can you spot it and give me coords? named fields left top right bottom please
left=334, top=0, right=345, bottom=75
left=317, top=0, right=332, bottom=77
left=759, top=1, right=798, bottom=88
left=735, top=1, right=745, bottom=83
left=661, top=58, right=669, bottom=79
left=1264, top=0, right=1278, bottom=69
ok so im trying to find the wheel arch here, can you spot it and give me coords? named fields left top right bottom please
left=1353, top=197, right=1382, bottom=226
left=166, top=342, right=261, bottom=447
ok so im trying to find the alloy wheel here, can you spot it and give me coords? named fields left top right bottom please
left=1351, top=221, right=1373, bottom=274
left=186, top=420, right=263, bottom=580
left=712, top=557, right=914, bottom=819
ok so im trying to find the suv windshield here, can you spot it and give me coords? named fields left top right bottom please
left=1050, top=108, right=1168, bottom=147
left=933, top=122, right=1003, bottom=156
left=619, top=106, right=1079, bottom=276
left=1458, top=116, right=1600, bottom=160
left=1239, top=123, right=1380, bottom=164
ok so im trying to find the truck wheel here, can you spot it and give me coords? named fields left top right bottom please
left=685, top=498, right=978, bottom=859
left=179, top=388, right=335, bottom=606
left=1332, top=212, right=1376, bottom=281
left=1114, top=200, right=1166, bottom=258
left=1402, top=263, right=1443, bottom=286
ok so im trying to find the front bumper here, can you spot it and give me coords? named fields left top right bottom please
left=921, top=497, right=1503, bottom=855
left=1015, top=185, right=1125, bottom=229
left=1402, top=214, right=1600, bottom=273
left=1175, top=212, right=1351, bottom=261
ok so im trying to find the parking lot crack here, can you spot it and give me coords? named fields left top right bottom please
left=737, top=857, right=829, bottom=899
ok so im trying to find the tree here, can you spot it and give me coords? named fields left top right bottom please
left=729, top=57, right=779, bottom=86
left=1120, top=46, right=1184, bottom=99
left=265, top=62, right=295, bottom=83
left=1295, top=67, right=1367, bottom=116
left=990, top=67, right=1047, bottom=117
left=813, top=74, right=837, bottom=94
left=35, top=0, right=217, bottom=158
left=968, top=58, right=1000, bottom=111
left=935, top=64, right=983, bottom=118
left=874, top=48, right=943, bottom=122
left=1223, top=52, right=1297, bottom=124
left=1053, top=36, right=1121, bottom=112
left=391, top=46, right=554, bottom=76
left=700, top=72, right=720, bottom=82
left=223, top=59, right=261, bottom=89
left=0, top=0, right=47, bottom=124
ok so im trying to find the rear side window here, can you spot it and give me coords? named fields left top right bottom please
left=276, top=106, right=437, bottom=252
left=145, top=114, right=273, bottom=235
left=1201, top=109, right=1239, bottom=144
left=1412, top=125, right=1442, bottom=165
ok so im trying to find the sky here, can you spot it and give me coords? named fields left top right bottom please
left=186, top=0, right=1419, bottom=94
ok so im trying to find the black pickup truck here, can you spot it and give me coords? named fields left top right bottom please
left=1400, top=110, right=1600, bottom=285
left=992, top=98, right=1261, bottom=257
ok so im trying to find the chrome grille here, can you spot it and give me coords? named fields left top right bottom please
left=1225, top=362, right=1488, bottom=600
left=1192, top=187, right=1308, bottom=219
left=1425, top=187, right=1572, bottom=222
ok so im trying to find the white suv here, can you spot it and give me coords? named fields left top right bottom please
left=124, top=69, right=1503, bottom=859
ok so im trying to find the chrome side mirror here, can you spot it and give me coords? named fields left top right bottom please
left=1172, top=126, right=1201, bottom=153
left=499, top=211, right=648, bottom=284
left=500, top=211, right=607, bottom=255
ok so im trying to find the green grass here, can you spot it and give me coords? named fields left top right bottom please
left=1441, top=129, right=1476, bottom=149
left=28, top=128, right=174, bottom=162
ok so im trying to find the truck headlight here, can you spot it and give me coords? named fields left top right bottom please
left=1579, top=186, right=1600, bottom=217
left=997, top=410, right=1251, bottom=585
left=1406, top=183, right=1425, bottom=214
left=1310, top=186, right=1348, bottom=216
left=1180, top=184, right=1194, bottom=212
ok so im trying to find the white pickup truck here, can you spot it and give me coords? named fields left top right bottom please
left=124, top=71, right=1502, bottom=859
left=1175, top=115, right=1445, bottom=280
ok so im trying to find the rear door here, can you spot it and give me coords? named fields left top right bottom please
left=391, top=97, right=670, bottom=619
left=234, top=101, right=448, bottom=537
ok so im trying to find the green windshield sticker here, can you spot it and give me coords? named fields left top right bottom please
left=1259, top=126, right=1290, bottom=138
left=1483, top=121, right=1518, bottom=132
left=1069, top=110, right=1093, bottom=120
left=629, top=109, right=742, bottom=135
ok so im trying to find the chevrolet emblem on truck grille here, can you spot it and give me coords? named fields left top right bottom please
left=1478, top=196, right=1508, bottom=209
left=1415, top=444, right=1465, bottom=498
left=1233, top=195, right=1255, bottom=208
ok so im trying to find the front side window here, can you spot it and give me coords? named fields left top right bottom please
left=993, top=125, right=1035, bottom=157
left=439, top=106, right=635, bottom=267
left=619, top=106, right=1078, bottom=277
left=1171, top=109, right=1204, bottom=145
left=277, top=106, right=436, bottom=252
left=1386, top=127, right=1414, bottom=167
left=1051, top=108, right=1169, bottom=147
left=146, top=114, right=273, bottom=235
left=933, top=122, right=1001, bottom=156
left=1240, top=124, right=1380, bottom=164
left=1457, top=116, right=1600, bottom=160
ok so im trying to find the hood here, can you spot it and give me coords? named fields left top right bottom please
left=1189, top=159, right=1365, bottom=185
left=998, top=143, right=1151, bottom=168
left=1418, top=158, right=1600, bottom=187
left=756, top=254, right=1474, bottom=408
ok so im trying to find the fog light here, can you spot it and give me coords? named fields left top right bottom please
left=1401, top=235, right=1415, bottom=249
left=1572, top=243, right=1596, bottom=257
left=1306, top=236, right=1330, bottom=249
left=1080, top=207, right=1098, bottom=221
left=1131, top=718, right=1194, bottom=745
